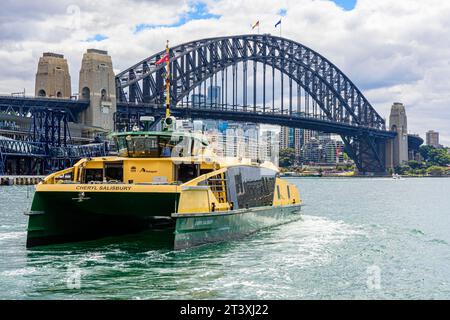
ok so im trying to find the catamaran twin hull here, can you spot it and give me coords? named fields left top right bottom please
left=26, top=184, right=301, bottom=249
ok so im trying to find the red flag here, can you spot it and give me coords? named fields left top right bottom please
left=156, top=53, right=169, bottom=66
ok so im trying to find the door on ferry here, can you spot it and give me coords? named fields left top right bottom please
left=104, top=162, right=124, bottom=183
left=175, top=164, right=200, bottom=183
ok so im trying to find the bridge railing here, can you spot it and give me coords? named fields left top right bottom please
left=1, top=138, right=107, bottom=159
left=176, top=102, right=381, bottom=130
left=0, top=139, right=46, bottom=156
left=117, top=100, right=388, bottom=134
left=49, top=143, right=107, bottom=159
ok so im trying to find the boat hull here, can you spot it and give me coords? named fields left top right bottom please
left=26, top=190, right=179, bottom=248
left=173, top=204, right=302, bottom=250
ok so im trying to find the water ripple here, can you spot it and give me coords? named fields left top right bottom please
left=1, top=179, right=450, bottom=299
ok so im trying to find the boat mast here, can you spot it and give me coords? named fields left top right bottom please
left=165, top=40, right=171, bottom=119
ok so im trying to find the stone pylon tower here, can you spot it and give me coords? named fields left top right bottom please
left=386, top=102, right=409, bottom=168
left=35, top=53, right=71, bottom=98
left=79, top=49, right=116, bottom=133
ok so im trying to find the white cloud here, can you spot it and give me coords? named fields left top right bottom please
left=0, top=0, right=449, bottom=145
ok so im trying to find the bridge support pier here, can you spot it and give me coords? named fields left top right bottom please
left=79, top=49, right=116, bottom=134
left=342, top=134, right=388, bottom=175
left=385, top=103, right=409, bottom=170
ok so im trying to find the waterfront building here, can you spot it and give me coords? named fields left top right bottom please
left=426, top=130, right=440, bottom=148
left=324, top=140, right=345, bottom=164
left=318, top=132, right=331, bottom=143
left=280, top=127, right=290, bottom=150
left=279, top=127, right=303, bottom=164
left=302, top=129, right=315, bottom=145
left=301, top=137, right=323, bottom=164
left=261, top=129, right=279, bottom=166
left=176, top=119, right=194, bottom=132
left=179, top=119, right=262, bottom=162
left=294, top=129, right=302, bottom=160
left=193, top=120, right=204, bottom=132
left=207, top=86, right=221, bottom=106
left=191, top=94, right=206, bottom=107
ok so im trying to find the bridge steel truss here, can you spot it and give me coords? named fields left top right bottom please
left=0, top=96, right=104, bottom=175
left=116, top=34, right=391, bottom=173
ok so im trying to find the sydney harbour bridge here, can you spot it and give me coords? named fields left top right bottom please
left=0, top=34, right=422, bottom=176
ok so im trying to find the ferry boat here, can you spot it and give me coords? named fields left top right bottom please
left=26, top=127, right=302, bottom=249
left=25, top=41, right=302, bottom=249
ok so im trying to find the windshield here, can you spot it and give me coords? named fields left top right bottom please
left=115, top=134, right=186, bottom=158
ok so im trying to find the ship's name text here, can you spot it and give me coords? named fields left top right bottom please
left=75, top=186, right=133, bottom=191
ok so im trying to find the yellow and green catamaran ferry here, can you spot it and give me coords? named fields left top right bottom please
left=26, top=127, right=302, bottom=249
left=25, top=40, right=302, bottom=249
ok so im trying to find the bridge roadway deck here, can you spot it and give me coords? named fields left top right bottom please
left=0, top=96, right=424, bottom=147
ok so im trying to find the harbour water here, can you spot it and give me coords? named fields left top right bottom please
left=0, top=178, right=449, bottom=300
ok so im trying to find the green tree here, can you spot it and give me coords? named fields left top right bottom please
left=419, top=145, right=434, bottom=161
left=394, top=164, right=411, bottom=175
left=279, top=148, right=296, bottom=168
left=427, top=166, right=445, bottom=177
left=429, top=148, right=450, bottom=166
left=343, top=152, right=349, bottom=162
left=420, top=145, right=450, bottom=166
left=407, top=160, right=423, bottom=170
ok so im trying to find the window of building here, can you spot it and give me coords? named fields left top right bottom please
left=81, top=87, right=90, bottom=100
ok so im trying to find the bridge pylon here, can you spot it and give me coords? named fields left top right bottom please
left=35, top=53, right=71, bottom=98
left=79, top=49, right=116, bottom=134
left=386, top=102, right=409, bottom=169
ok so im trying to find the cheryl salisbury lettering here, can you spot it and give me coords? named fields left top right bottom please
left=75, top=186, right=133, bottom=191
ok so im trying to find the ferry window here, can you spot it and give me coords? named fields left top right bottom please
left=127, top=136, right=159, bottom=157
left=115, top=134, right=190, bottom=158
left=287, top=185, right=291, bottom=199
left=116, top=136, right=128, bottom=157
left=85, top=169, right=103, bottom=183
left=277, top=185, right=281, bottom=200
left=159, top=135, right=185, bottom=158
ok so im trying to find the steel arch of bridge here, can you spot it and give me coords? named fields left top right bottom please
left=117, top=34, right=385, bottom=130
left=116, top=34, right=390, bottom=173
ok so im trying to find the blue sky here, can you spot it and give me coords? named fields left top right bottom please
left=330, top=0, right=356, bottom=10
left=133, top=0, right=355, bottom=34
left=86, top=34, right=108, bottom=42
left=135, top=2, right=221, bottom=33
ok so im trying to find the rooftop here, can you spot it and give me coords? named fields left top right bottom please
left=87, top=49, right=108, bottom=55
left=43, top=53, right=64, bottom=59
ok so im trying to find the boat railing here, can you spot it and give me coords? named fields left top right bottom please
left=42, top=167, right=74, bottom=184
left=180, top=167, right=230, bottom=212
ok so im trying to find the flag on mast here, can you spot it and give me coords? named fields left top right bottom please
left=275, top=19, right=282, bottom=37
left=252, top=20, right=260, bottom=30
left=156, top=53, right=169, bottom=66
